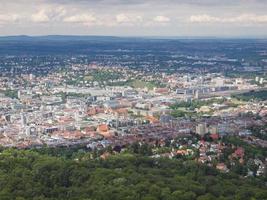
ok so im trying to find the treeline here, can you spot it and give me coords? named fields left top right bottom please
left=0, top=148, right=266, bottom=200
left=222, top=136, right=267, bottom=159
left=169, top=99, right=225, bottom=118
left=170, top=98, right=225, bottom=110
left=0, top=89, right=18, bottom=99
left=250, top=125, right=267, bottom=140
left=232, top=90, right=267, bottom=101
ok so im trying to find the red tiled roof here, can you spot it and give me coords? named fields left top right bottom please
left=210, top=134, right=219, bottom=140
left=98, top=124, right=109, bottom=132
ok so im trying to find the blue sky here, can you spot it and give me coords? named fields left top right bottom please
left=1, top=0, right=267, bottom=37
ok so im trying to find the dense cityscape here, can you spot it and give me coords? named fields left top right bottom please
left=1, top=0, right=267, bottom=198
left=0, top=36, right=266, bottom=179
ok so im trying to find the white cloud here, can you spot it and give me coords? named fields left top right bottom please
left=0, top=14, right=19, bottom=24
left=233, top=14, right=267, bottom=23
left=31, top=10, right=50, bottom=23
left=116, top=14, right=130, bottom=23
left=190, top=14, right=267, bottom=24
left=31, top=6, right=66, bottom=23
left=153, top=15, right=170, bottom=23
left=1, top=0, right=267, bottom=36
left=63, top=13, right=144, bottom=27
left=116, top=13, right=143, bottom=24
left=189, top=14, right=219, bottom=23
left=64, top=14, right=97, bottom=25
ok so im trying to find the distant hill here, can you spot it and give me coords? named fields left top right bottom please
left=0, top=35, right=266, bottom=56
left=0, top=35, right=151, bottom=42
left=0, top=35, right=180, bottom=55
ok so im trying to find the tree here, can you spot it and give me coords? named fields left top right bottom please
left=197, top=193, right=216, bottom=200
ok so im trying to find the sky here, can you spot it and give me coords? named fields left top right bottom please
left=1, top=0, right=267, bottom=37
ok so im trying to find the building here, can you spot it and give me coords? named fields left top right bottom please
left=255, top=77, right=259, bottom=82
left=196, top=123, right=207, bottom=136
left=209, top=126, right=218, bottom=134
left=259, top=78, right=264, bottom=84
left=20, top=113, right=27, bottom=127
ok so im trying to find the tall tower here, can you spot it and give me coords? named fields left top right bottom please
left=75, top=112, right=79, bottom=122
left=195, top=90, right=199, bottom=99
left=21, top=113, right=27, bottom=127
left=116, top=112, right=119, bottom=130
left=18, top=90, right=21, bottom=99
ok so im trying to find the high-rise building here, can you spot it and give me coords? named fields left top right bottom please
left=209, top=126, right=218, bottom=134
left=196, top=123, right=207, bottom=136
left=259, top=78, right=264, bottom=84
left=20, top=113, right=27, bottom=127
left=255, top=77, right=259, bottom=82
left=17, top=90, right=21, bottom=99
left=29, top=74, right=34, bottom=80
left=194, top=90, right=199, bottom=99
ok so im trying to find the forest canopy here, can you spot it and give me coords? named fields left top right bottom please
left=0, top=148, right=266, bottom=200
